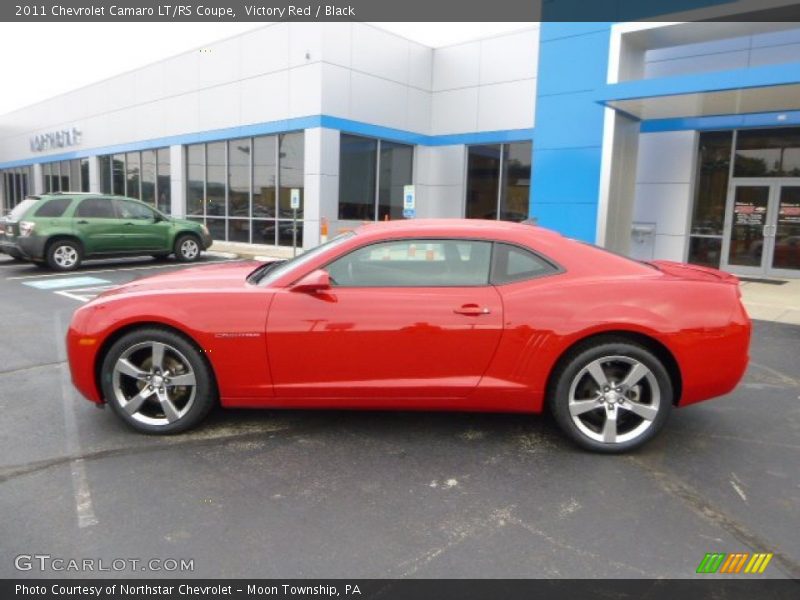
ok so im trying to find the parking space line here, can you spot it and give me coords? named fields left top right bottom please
left=55, top=285, right=118, bottom=303
left=6, top=258, right=245, bottom=280
left=54, top=311, right=98, bottom=529
left=23, top=276, right=111, bottom=290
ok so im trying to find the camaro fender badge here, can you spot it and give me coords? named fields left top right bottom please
left=213, top=332, right=263, bottom=338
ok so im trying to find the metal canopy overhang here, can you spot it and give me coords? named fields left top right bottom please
left=598, top=61, right=800, bottom=121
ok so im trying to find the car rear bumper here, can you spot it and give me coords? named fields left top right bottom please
left=677, top=306, right=751, bottom=407
left=0, top=239, right=25, bottom=259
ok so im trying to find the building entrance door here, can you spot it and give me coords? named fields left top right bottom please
left=722, top=179, right=800, bottom=278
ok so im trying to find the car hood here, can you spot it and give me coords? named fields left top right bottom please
left=98, top=260, right=264, bottom=298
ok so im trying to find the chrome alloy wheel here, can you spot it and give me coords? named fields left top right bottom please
left=180, top=238, right=199, bottom=260
left=111, top=341, right=197, bottom=426
left=567, top=355, right=660, bottom=445
left=53, top=245, right=79, bottom=268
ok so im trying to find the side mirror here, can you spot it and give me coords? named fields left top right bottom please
left=291, top=269, right=331, bottom=293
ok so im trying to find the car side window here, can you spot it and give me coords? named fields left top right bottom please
left=115, top=199, right=154, bottom=220
left=326, top=239, right=492, bottom=287
left=490, top=243, right=558, bottom=284
left=34, top=198, right=72, bottom=218
left=74, top=198, right=116, bottom=219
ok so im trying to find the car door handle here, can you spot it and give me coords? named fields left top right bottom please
left=454, top=304, right=491, bottom=316
left=76, top=220, right=89, bottom=225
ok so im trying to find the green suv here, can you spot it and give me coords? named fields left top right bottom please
left=0, top=193, right=212, bottom=271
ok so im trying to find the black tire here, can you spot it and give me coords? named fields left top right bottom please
left=100, top=327, right=216, bottom=434
left=174, top=234, right=202, bottom=262
left=46, top=239, right=82, bottom=271
left=549, top=338, right=672, bottom=453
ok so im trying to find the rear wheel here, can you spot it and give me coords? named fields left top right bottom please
left=46, top=239, right=82, bottom=271
left=549, top=339, right=672, bottom=453
left=101, top=328, right=216, bottom=434
left=174, top=234, right=201, bottom=262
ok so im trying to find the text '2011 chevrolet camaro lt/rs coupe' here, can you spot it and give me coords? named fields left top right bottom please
left=67, top=219, right=751, bottom=452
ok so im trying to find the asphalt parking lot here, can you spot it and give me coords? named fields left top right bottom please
left=0, top=253, right=798, bottom=580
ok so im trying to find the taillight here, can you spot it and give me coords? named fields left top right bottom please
left=19, top=221, right=35, bottom=237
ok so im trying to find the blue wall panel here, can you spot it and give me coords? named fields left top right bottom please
left=530, top=22, right=611, bottom=241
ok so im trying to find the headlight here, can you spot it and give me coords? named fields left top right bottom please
left=19, top=221, right=35, bottom=237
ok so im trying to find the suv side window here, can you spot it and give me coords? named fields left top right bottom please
left=327, top=239, right=492, bottom=287
left=34, top=198, right=72, bottom=218
left=114, top=199, right=155, bottom=220
left=490, top=243, right=558, bottom=284
left=74, top=198, right=116, bottom=219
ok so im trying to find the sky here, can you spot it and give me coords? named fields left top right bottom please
left=0, top=22, right=530, bottom=115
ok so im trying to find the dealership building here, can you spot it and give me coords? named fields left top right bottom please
left=2, top=7, right=800, bottom=277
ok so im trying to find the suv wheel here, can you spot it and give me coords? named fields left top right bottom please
left=175, top=234, right=201, bottom=262
left=47, top=239, right=82, bottom=271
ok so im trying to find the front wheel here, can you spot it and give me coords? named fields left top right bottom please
left=100, top=328, right=216, bottom=434
left=174, top=234, right=201, bottom=262
left=549, top=339, right=672, bottom=453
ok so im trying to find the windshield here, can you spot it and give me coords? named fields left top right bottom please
left=7, top=198, right=38, bottom=221
left=257, top=232, right=355, bottom=286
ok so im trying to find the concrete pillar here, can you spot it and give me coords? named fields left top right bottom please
left=87, top=155, right=101, bottom=193
left=596, top=109, right=640, bottom=255
left=303, top=127, right=340, bottom=249
left=31, top=163, right=44, bottom=195
left=169, top=145, right=184, bottom=218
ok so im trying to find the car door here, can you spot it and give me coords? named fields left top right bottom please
left=72, top=197, right=126, bottom=254
left=266, top=238, right=504, bottom=404
left=113, top=198, right=168, bottom=251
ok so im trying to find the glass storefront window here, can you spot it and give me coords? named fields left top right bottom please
left=339, top=135, right=378, bottom=221
left=338, top=134, right=412, bottom=222
left=186, top=145, right=205, bottom=217
left=253, top=136, right=276, bottom=220
left=500, top=141, right=532, bottom=222
left=0, top=166, right=33, bottom=215
left=734, top=128, right=800, bottom=177
left=228, top=138, right=251, bottom=219
left=185, top=132, right=305, bottom=245
left=378, top=141, right=413, bottom=221
left=687, top=131, right=733, bottom=268
left=206, top=142, right=226, bottom=221
left=99, top=156, right=112, bottom=194
left=80, top=159, right=90, bottom=193
left=466, top=142, right=532, bottom=221
left=126, top=152, right=141, bottom=199
left=141, top=150, right=156, bottom=206
left=278, top=132, right=305, bottom=221
left=112, top=154, right=126, bottom=195
left=157, top=148, right=171, bottom=213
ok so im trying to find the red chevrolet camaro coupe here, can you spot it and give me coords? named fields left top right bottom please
left=67, top=219, right=751, bottom=452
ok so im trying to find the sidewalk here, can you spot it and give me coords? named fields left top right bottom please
left=207, top=241, right=298, bottom=261
left=208, top=241, right=799, bottom=326
left=739, top=279, right=800, bottom=326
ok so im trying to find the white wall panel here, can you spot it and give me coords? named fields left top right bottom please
left=431, top=88, right=479, bottom=135
left=477, top=79, right=536, bottom=131
left=479, top=29, right=539, bottom=85
left=240, top=24, right=290, bottom=79
left=633, top=183, right=692, bottom=236
left=636, top=131, right=696, bottom=184
left=350, top=72, right=407, bottom=130
left=352, top=24, right=410, bottom=85
left=432, top=42, right=481, bottom=92
left=240, top=71, right=290, bottom=126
